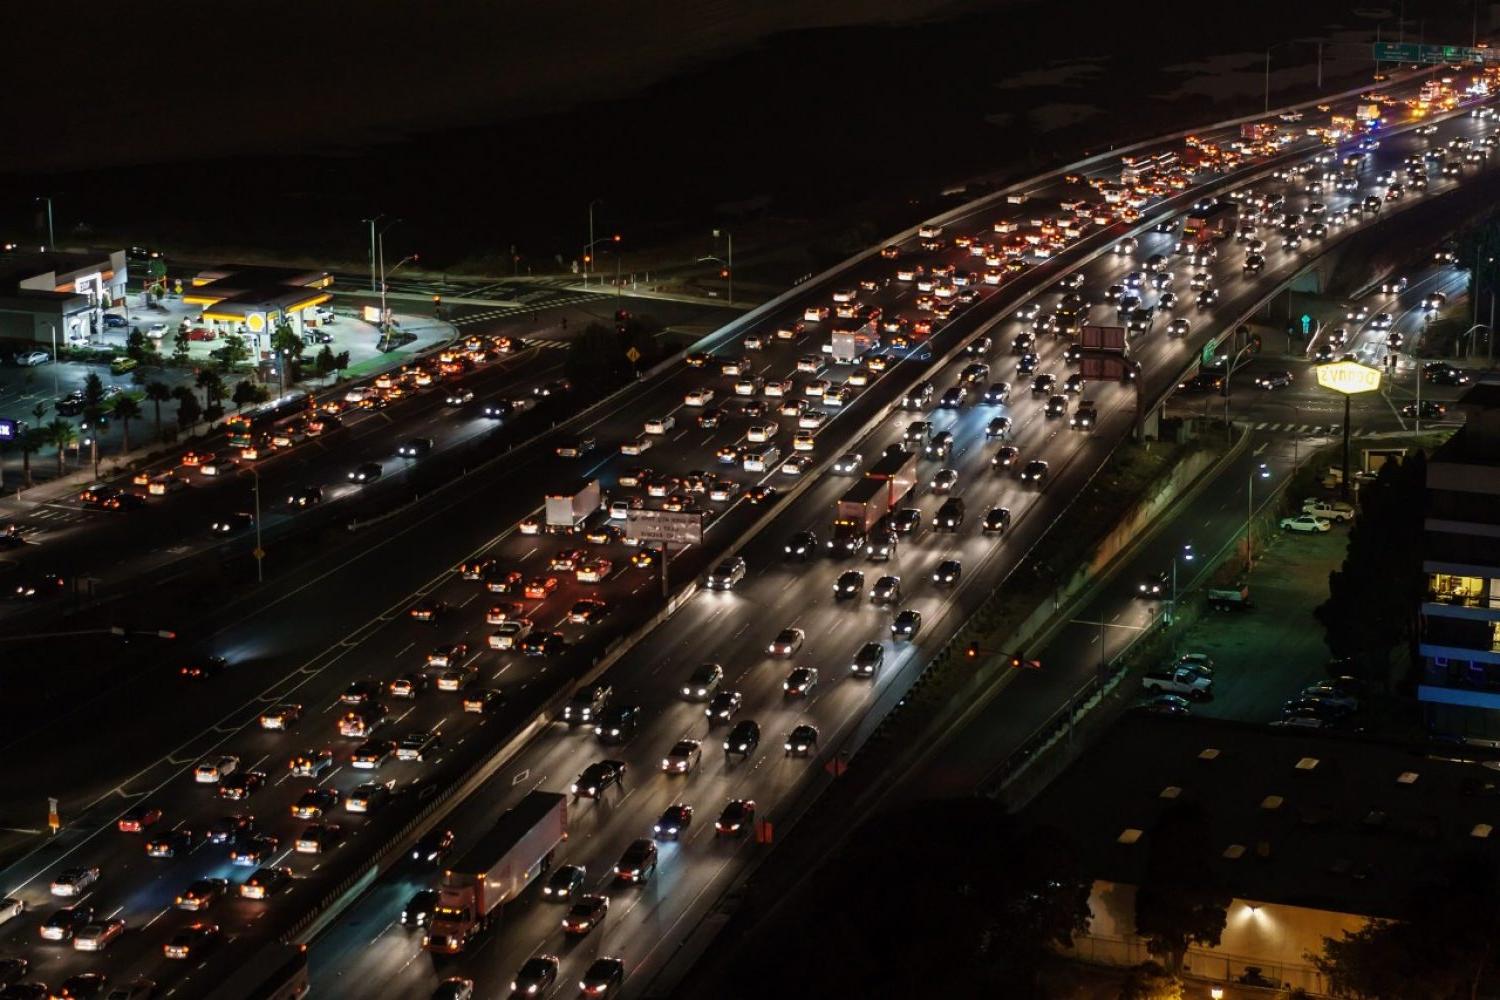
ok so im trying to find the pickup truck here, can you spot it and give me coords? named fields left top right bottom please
left=1142, top=667, right=1213, bottom=700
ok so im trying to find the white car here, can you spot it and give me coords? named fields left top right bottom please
left=684, top=388, right=715, bottom=407
left=1279, top=514, right=1331, bottom=533
left=746, top=422, right=778, bottom=443
left=780, top=455, right=813, bottom=476
left=147, top=323, right=169, bottom=339
left=51, top=866, right=101, bottom=897
left=194, top=754, right=240, bottom=782
left=1142, top=667, right=1212, bottom=699
left=643, top=415, right=676, bottom=435
left=15, top=350, right=50, bottom=367
left=1300, top=498, right=1354, bottom=523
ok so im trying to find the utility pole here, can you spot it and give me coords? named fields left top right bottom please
left=252, top=467, right=263, bottom=583
left=36, top=196, right=54, bottom=250
left=361, top=216, right=382, bottom=292
left=587, top=199, right=603, bottom=286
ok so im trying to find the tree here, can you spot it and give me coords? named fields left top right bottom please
left=232, top=379, right=268, bottom=410
left=171, top=327, right=191, bottom=365
left=46, top=419, right=77, bottom=477
left=1312, top=854, right=1500, bottom=1000
left=18, top=427, right=43, bottom=487
left=112, top=396, right=142, bottom=453
left=314, top=344, right=336, bottom=380
left=82, top=372, right=105, bottom=411
left=30, top=401, right=48, bottom=426
left=125, top=329, right=148, bottom=363
left=1133, top=801, right=1230, bottom=974
left=1314, top=454, right=1427, bottom=691
left=333, top=350, right=350, bottom=378
left=564, top=322, right=631, bottom=392
left=203, top=402, right=224, bottom=426
left=270, top=323, right=303, bottom=360
left=172, top=387, right=202, bottom=430
left=195, top=367, right=224, bottom=406
left=143, top=381, right=172, bottom=438
left=1118, top=962, right=1183, bottom=1000
left=216, top=333, right=250, bottom=372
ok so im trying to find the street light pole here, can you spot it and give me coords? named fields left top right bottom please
left=35, top=196, right=54, bottom=250
left=713, top=229, right=734, bottom=306
left=252, top=467, right=263, bottom=583
left=587, top=199, right=603, bottom=286
left=361, top=216, right=383, bottom=292
left=1247, top=463, right=1270, bottom=572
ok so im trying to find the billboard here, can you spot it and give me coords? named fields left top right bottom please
left=625, top=509, right=704, bottom=545
left=1316, top=360, right=1382, bottom=394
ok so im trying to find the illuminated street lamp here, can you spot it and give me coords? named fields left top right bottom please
left=1316, top=359, right=1383, bottom=499
left=1247, top=462, right=1272, bottom=572
left=1168, top=542, right=1194, bottom=627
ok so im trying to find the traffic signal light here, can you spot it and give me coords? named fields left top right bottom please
left=1251, top=333, right=1263, bottom=353
left=583, top=254, right=592, bottom=265
left=432, top=294, right=441, bottom=304
left=965, top=642, right=980, bottom=659
left=720, top=268, right=730, bottom=279
left=1008, top=654, right=1023, bottom=669
left=612, top=234, right=621, bottom=243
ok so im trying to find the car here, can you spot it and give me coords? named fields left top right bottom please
left=673, top=661, right=726, bottom=702
left=1020, top=459, right=1049, bottom=484
left=1140, top=693, right=1192, bottom=717
left=143, top=825, right=203, bottom=858
left=292, top=787, right=341, bottom=819
left=891, top=609, right=922, bottom=639
left=871, top=575, right=902, bottom=605
left=613, top=839, right=658, bottom=884
left=1137, top=570, right=1169, bottom=598
left=1300, top=499, right=1354, bottom=523
left=541, top=865, right=586, bottom=902
left=118, top=804, right=163, bottom=833
left=1401, top=400, right=1447, bottom=420
left=205, top=814, right=255, bottom=846
left=579, top=957, right=626, bottom=997
left=653, top=803, right=694, bottom=841
left=16, top=350, right=50, bottom=367
left=833, top=452, right=863, bottom=475
left=783, top=666, right=819, bottom=697
left=163, top=922, right=220, bottom=959
left=768, top=627, right=805, bottom=656
left=571, top=760, right=626, bottom=798
left=397, top=437, right=434, bottom=458
left=348, top=462, right=382, bottom=483
left=982, top=506, right=1012, bottom=534
left=50, top=867, right=100, bottom=897
left=431, top=979, right=474, bottom=1000
left=294, top=822, right=345, bottom=855
left=397, top=728, right=442, bottom=761
left=1255, top=370, right=1293, bottom=390
left=706, top=689, right=744, bottom=722
left=662, top=738, right=703, bottom=775
left=562, top=894, right=609, bottom=935
left=784, top=724, right=820, bottom=758
left=239, top=865, right=293, bottom=900
left=509, top=956, right=561, bottom=998
left=344, top=782, right=392, bottom=813
left=930, top=468, right=959, bottom=493
left=932, top=559, right=961, bottom=586
left=409, top=598, right=448, bottom=622
left=783, top=530, right=817, bottom=561
left=411, top=827, right=455, bottom=864
left=229, top=832, right=278, bottom=866
left=1280, top=514, right=1331, bottom=533
left=39, top=905, right=93, bottom=941
left=73, top=918, right=126, bottom=952
left=724, top=719, right=760, bottom=758
left=716, top=799, right=757, bottom=837
left=833, top=569, right=865, bottom=601
left=523, top=575, right=559, bottom=599
left=258, top=703, right=303, bottom=730
left=218, top=769, right=267, bottom=800
left=400, top=888, right=440, bottom=927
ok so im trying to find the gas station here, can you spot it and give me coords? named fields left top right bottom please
left=182, top=265, right=334, bottom=353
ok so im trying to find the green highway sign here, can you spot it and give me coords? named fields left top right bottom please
left=1201, top=334, right=1223, bottom=366
left=1374, top=41, right=1492, bottom=64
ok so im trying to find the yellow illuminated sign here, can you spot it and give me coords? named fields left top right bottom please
left=1316, top=360, right=1382, bottom=394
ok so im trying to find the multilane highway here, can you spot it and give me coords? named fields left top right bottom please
left=0, top=69, right=1491, bottom=999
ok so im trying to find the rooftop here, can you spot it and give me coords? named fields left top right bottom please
left=1019, top=713, right=1500, bottom=918
left=0, top=250, right=118, bottom=288
left=1434, top=377, right=1500, bottom=466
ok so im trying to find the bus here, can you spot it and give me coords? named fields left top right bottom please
left=203, top=942, right=309, bottom=1000
left=226, top=391, right=311, bottom=449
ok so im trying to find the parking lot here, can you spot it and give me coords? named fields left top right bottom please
left=1172, top=525, right=1348, bottom=723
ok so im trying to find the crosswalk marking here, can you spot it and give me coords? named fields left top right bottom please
left=451, top=293, right=602, bottom=328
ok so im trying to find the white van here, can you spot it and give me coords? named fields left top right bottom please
left=743, top=444, right=781, bottom=472
left=644, top=415, right=676, bottom=435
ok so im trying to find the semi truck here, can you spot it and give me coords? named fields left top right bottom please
left=424, top=791, right=568, bottom=954
left=1078, top=324, right=1128, bottom=352
left=828, top=450, right=917, bottom=553
left=1182, top=201, right=1236, bottom=245
left=830, top=316, right=880, bottom=364
left=545, top=479, right=601, bottom=533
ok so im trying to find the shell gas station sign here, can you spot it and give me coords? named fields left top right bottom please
left=1315, top=360, right=1382, bottom=395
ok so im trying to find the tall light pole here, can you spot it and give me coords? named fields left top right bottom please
left=587, top=199, right=603, bottom=285
left=1168, top=543, right=1194, bottom=627
left=583, top=235, right=619, bottom=288
left=45, top=323, right=58, bottom=395
left=713, top=229, right=734, bottom=305
left=376, top=218, right=403, bottom=326
left=251, top=466, right=263, bottom=583
left=380, top=254, right=419, bottom=350
left=1246, top=462, right=1271, bottom=572
left=35, top=196, right=54, bottom=250
left=361, top=215, right=384, bottom=292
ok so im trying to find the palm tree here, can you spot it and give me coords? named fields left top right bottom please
left=112, top=396, right=143, bottom=453
left=196, top=368, right=224, bottom=407
left=144, top=381, right=171, bottom=439
left=18, top=427, right=42, bottom=487
left=47, top=419, right=77, bottom=477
